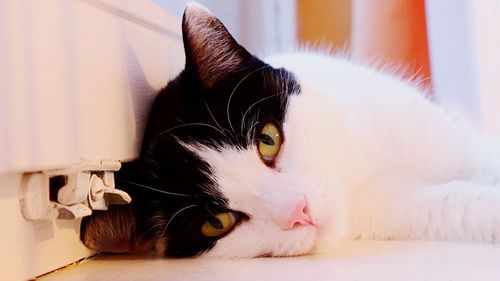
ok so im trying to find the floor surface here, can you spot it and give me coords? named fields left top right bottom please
left=41, top=241, right=500, bottom=281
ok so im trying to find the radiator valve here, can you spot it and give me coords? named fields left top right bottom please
left=21, top=161, right=131, bottom=221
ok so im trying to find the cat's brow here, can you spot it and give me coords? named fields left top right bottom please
left=226, top=65, right=271, bottom=133
left=240, top=93, right=281, bottom=134
left=246, top=117, right=260, bottom=142
left=205, top=203, right=218, bottom=218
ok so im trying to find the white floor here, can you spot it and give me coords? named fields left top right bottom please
left=41, top=241, right=500, bottom=281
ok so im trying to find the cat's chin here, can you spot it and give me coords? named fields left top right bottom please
left=268, top=225, right=318, bottom=257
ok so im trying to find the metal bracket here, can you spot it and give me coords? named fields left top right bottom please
left=21, top=161, right=131, bottom=221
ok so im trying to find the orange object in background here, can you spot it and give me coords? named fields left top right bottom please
left=297, top=0, right=432, bottom=90
left=297, top=0, right=352, bottom=52
left=351, top=0, right=432, bottom=89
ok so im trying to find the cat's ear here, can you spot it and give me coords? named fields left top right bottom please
left=182, top=3, right=255, bottom=88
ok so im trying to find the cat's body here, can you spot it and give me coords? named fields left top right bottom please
left=81, top=3, right=500, bottom=258
left=268, top=52, right=500, bottom=247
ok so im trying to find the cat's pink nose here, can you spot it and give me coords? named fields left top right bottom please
left=278, top=196, right=314, bottom=230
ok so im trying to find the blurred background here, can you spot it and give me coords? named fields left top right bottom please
left=155, top=0, right=430, bottom=87
left=155, top=0, right=499, bottom=133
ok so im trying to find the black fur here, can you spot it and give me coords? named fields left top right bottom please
left=81, top=7, right=300, bottom=257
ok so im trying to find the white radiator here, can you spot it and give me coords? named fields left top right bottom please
left=0, top=0, right=183, bottom=279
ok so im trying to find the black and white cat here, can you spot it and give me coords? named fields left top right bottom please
left=81, top=3, right=500, bottom=258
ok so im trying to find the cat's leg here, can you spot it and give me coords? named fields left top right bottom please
left=348, top=180, right=500, bottom=242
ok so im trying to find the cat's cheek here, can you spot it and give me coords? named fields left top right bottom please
left=201, top=220, right=318, bottom=258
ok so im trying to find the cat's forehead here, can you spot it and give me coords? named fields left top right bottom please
left=144, top=64, right=300, bottom=148
left=203, top=65, right=300, bottom=121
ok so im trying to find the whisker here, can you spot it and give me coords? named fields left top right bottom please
left=202, top=99, right=233, bottom=140
left=226, top=65, right=271, bottom=133
left=251, top=119, right=260, bottom=140
left=117, top=177, right=193, bottom=198
left=159, top=204, right=198, bottom=241
left=158, top=122, right=226, bottom=137
left=240, top=93, right=280, bottom=134
left=246, top=119, right=261, bottom=142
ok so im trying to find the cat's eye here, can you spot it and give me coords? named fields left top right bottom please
left=201, top=212, right=239, bottom=237
left=258, top=122, right=282, bottom=164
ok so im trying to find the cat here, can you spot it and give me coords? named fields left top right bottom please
left=81, top=3, right=500, bottom=258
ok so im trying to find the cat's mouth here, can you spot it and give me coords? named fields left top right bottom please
left=271, top=226, right=318, bottom=257
left=286, top=217, right=316, bottom=230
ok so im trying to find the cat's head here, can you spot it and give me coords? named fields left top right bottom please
left=81, top=3, right=342, bottom=258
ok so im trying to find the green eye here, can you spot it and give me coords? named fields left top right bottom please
left=258, top=123, right=282, bottom=164
left=201, top=212, right=239, bottom=237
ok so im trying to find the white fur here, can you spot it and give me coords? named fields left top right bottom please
left=191, top=52, right=500, bottom=258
